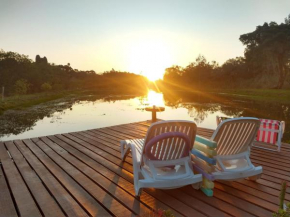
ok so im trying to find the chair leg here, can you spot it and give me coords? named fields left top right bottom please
left=135, top=187, right=142, bottom=197
left=248, top=174, right=262, bottom=181
left=133, top=161, right=141, bottom=196
left=192, top=182, right=202, bottom=190
left=120, top=141, right=130, bottom=161
left=134, top=177, right=142, bottom=197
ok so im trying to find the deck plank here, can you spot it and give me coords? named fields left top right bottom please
left=0, top=164, right=18, bottom=217
left=0, top=142, right=41, bottom=217
left=180, top=186, right=255, bottom=217
left=1, top=120, right=289, bottom=216
left=40, top=135, right=184, bottom=217
left=22, top=139, right=111, bottom=217
left=60, top=133, right=207, bottom=217
left=68, top=129, right=254, bottom=216
left=72, top=132, right=133, bottom=165
left=111, top=122, right=279, bottom=215
left=84, top=123, right=284, bottom=214
left=5, top=141, right=65, bottom=217
left=52, top=136, right=185, bottom=216
left=13, top=140, right=90, bottom=217
left=41, top=135, right=151, bottom=216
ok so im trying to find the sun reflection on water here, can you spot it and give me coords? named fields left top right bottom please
left=145, top=90, right=165, bottom=107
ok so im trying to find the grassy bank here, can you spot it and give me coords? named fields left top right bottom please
left=212, top=89, right=290, bottom=103
left=155, top=81, right=290, bottom=103
left=0, top=91, right=72, bottom=115
left=0, top=88, right=147, bottom=115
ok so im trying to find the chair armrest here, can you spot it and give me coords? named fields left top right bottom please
left=281, top=121, right=286, bottom=134
left=195, top=135, right=217, bottom=148
left=194, top=141, right=217, bottom=156
left=191, top=149, right=216, bottom=165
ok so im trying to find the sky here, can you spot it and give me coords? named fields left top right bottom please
left=1, top=0, right=290, bottom=80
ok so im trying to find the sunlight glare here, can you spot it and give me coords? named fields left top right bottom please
left=146, top=90, right=165, bottom=107
left=127, top=38, right=173, bottom=81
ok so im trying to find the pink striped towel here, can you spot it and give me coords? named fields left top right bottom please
left=256, top=119, right=279, bottom=145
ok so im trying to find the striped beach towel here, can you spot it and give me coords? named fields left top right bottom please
left=256, top=119, right=280, bottom=145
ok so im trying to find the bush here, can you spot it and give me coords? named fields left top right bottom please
left=14, top=79, right=30, bottom=95
left=140, top=209, right=175, bottom=217
left=53, top=83, right=64, bottom=91
left=273, top=204, right=290, bottom=217
left=273, top=181, right=290, bottom=216
left=41, top=82, right=52, bottom=91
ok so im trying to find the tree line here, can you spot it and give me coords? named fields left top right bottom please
left=0, top=50, right=149, bottom=96
left=159, top=15, right=290, bottom=90
left=1, top=15, right=289, bottom=96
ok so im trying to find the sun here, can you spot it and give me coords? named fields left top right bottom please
left=126, top=38, right=173, bottom=81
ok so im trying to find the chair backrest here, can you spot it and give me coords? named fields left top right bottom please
left=142, top=120, right=197, bottom=161
left=257, top=119, right=280, bottom=144
left=211, top=117, right=260, bottom=156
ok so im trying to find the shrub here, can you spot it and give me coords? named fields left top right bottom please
left=140, top=208, right=175, bottom=217
left=273, top=181, right=290, bottom=217
left=14, top=79, right=30, bottom=95
left=41, top=82, right=52, bottom=91
left=53, top=83, right=64, bottom=91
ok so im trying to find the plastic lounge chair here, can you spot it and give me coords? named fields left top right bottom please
left=217, top=116, right=285, bottom=151
left=120, top=120, right=202, bottom=196
left=254, top=119, right=285, bottom=152
left=192, top=117, right=262, bottom=194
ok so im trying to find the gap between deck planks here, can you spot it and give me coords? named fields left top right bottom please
left=0, top=120, right=288, bottom=217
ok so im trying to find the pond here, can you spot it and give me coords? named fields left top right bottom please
left=0, top=90, right=289, bottom=142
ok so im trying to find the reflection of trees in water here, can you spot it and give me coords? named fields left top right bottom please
left=186, top=104, right=219, bottom=124
left=0, top=94, right=137, bottom=138
left=0, top=101, right=74, bottom=138
left=137, top=95, right=149, bottom=107
left=1, top=92, right=289, bottom=143
left=163, top=91, right=290, bottom=142
left=188, top=107, right=208, bottom=124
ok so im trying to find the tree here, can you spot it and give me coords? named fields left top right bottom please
left=41, top=82, right=52, bottom=91
left=221, top=57, right=247, bottom=79
left=43, top=56, right=48, bottom=64
left=14, top=79, right=31, bottom=95
left=240, top=15, right=290, bottom=88
left=182, top=55, right=218, bottom=89
left=35, top=55, right=41, bottom=63
left=163, top=66, right=183, bottom=81
left=285, top=14, right=290, bottom=25
left=35, top=55, right=48, bottom=64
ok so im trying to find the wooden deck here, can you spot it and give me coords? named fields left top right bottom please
left=0, top=120, right=289, bottom=217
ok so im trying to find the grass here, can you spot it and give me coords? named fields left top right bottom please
left=207, top=88, right=290, bottom=103
left=0, top=88, right=148, bottom=115
left=0, top=91, right=69, bottom=115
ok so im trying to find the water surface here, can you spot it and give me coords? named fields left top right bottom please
left=0, top=90, right=289, bottom=142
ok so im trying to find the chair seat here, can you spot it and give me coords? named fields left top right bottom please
left=216, top=158, right=249, bottom=171
left=142, top=164, right=189, bottom=179
left=212, top=165, right=262, bottom=181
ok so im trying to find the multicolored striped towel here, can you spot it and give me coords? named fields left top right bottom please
left=256, top=119, right=279, bottom=145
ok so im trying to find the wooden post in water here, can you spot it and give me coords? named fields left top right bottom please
left=145, top=105, right=165, bottom=122
left=1, top=86, right=4, bottom=101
